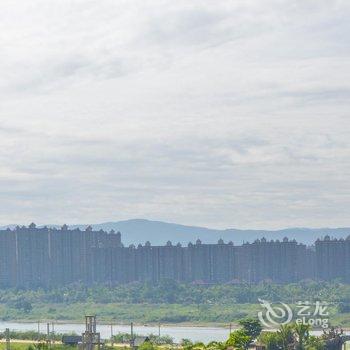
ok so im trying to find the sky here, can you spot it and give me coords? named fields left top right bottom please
left=0, top=0, right=350, bottom=229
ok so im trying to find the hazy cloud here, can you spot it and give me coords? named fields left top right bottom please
left=0, top=0, right=349, bottom=229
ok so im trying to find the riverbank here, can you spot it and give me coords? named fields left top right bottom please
left=1, top=300, right=350, bottom=329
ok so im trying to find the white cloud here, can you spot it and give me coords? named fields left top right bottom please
left=0, top=0, right=349, bottom=228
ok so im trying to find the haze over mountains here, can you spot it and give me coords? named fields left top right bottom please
left=2, top=219, right=350, bottom=246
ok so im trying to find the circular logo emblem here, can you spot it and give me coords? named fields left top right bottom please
left=258, top=298, right=293, bottom=328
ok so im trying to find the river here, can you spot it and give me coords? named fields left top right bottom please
left=0, top=321, right=231, bottom=343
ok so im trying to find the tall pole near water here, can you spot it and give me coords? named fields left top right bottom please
left=51, top=322, right=55, bottom=344
left=5, top=328, right=10, bottom=350
left=110, top=324, right=114, bottom=347
left=130, top=322, right=134, bottom=350
left=47, top=323, right=51, bottom=349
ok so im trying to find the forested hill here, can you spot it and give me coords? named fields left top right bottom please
left=2, top=219, right=350, bottom=246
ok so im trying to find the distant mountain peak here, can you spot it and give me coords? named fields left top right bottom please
left=1, top=219, right=349, bottom=246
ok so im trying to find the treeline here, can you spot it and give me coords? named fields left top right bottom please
left=1, top=280, right=350, bottom=307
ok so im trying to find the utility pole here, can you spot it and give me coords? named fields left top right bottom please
left=110, top=323, right=114, bottom=347
left=51, top=322, right=55, bottom=344
left=37, top=321, right=40, bottom=341
left=5, top=328, right=10, bottom=350
left=46, top=323, right=51, bottom=349
left=130, top=322, right=134, bottom=350
left=158, top=322, right=161, bottom=337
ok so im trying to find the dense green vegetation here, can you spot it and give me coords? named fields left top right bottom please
left=2, top=280, right=350, bottom=305
left=179, top=319, right=341, bottom=350
left=0, top=302, right=261, bottom=323
left=257, top=323, right=327, bottom=350
left=0, top=280, right=350, bottom=325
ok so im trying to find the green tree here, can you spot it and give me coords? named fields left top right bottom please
left=277, top=324, right=294, bottom=350
left=192, top=342, right=206, bottom=350
left=206, top=341, right=226, bottom=350
left=305, top=336, right=325, bottom=350
left=226, top=329, right=251, bottom=350
left=13, top=297, right=33, bottom=313
left=293, top=323, right=310, bottom=350
left=238, top=318, right=262, bottom=339
left=181, top=339, right=194, bottom=350
left=258, top=331, right=283, bottom=350
left=138, top=341, right=156, bottom=350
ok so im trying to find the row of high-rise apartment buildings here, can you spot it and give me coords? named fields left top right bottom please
left=0, top=224, right=347, bottom=288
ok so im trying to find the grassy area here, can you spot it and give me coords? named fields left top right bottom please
left=0, top=302, right=350, bottom=328
left=0, top=344, right=29, bottom=350
left=0, top=302, right=260, bottom=325
left=0, top=344, right=77, bottom=350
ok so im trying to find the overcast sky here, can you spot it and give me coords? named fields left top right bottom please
left=0, top=0, right=349, bottom=229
